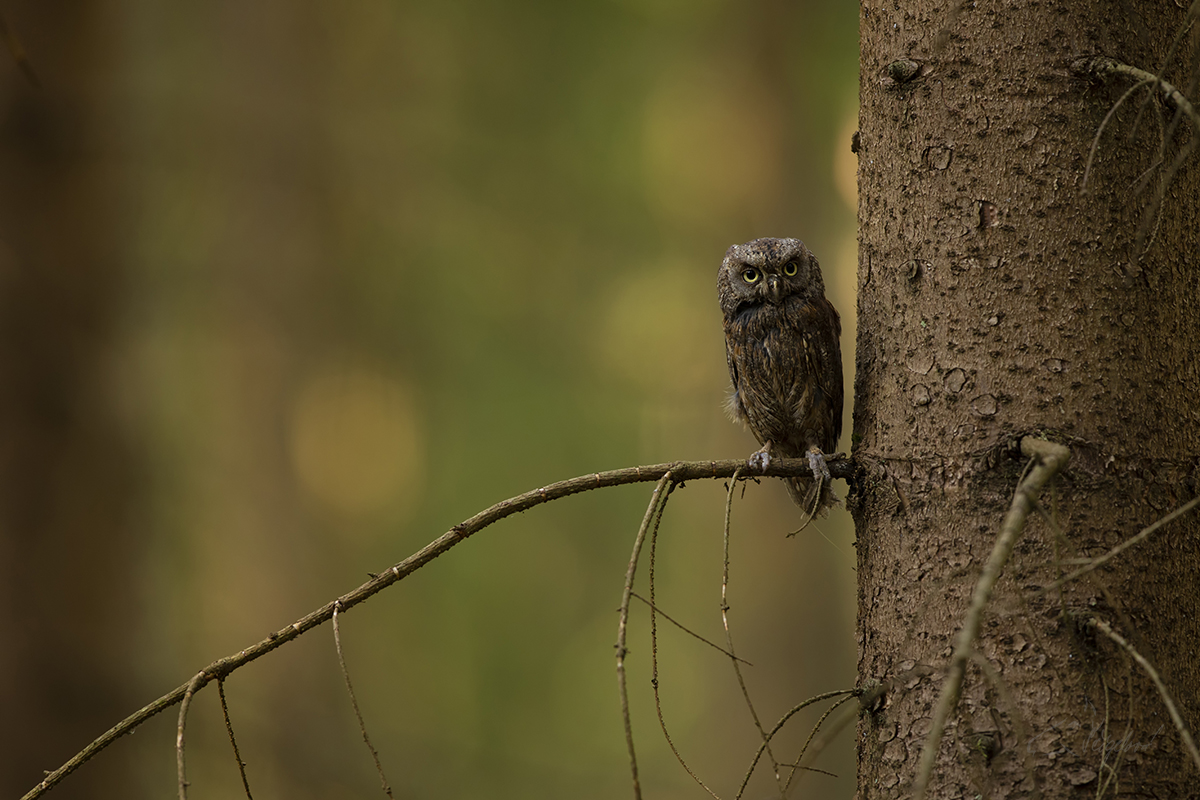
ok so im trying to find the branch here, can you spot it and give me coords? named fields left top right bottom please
left=645, top=481, right=720, bottom=798
left=1088, top=617, right=1200, bottom=773
left=735, top=689, right=859, bottom=800
left=23, top=456, right=846, bottom=800
left=176, top=673, right=204, bottom=800
left=216, top=679, right=253, bottom=799
left=616, top=473, right=674, bottom=800
left=1038, top=493, right=1200, bottom=595
left=333, top=604, right=394, bottom=797
left=912, top=437, right=1070, bottom=800
left=722, top=467, right=785, bottom=792
left=1074, top=55, right=1200, bottom=252
left=628, top=591, right=751, bottom=664
left=1075, top=56, right=1200, bottom=130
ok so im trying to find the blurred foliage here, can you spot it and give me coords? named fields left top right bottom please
left=28, top=0, right=858, bottom=796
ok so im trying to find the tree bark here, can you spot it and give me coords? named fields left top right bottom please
left=854, top=1, right=1200, bottom=798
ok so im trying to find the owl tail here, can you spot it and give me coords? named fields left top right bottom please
left=785, top=475, right=839, bottom=530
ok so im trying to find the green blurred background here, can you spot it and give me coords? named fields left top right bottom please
left=0, top=0, right=858, bottom=797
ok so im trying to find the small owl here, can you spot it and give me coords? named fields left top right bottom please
left=717, top=237, right=843, bottom=518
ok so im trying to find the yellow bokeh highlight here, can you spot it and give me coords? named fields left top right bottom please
left=289, top=361, right=424, bottom=520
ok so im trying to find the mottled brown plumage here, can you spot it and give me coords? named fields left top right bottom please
left=717, top=237, right=843, bottom=518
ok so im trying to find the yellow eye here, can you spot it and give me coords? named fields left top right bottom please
left=783, top=261, right=798, bottom=276
left=741, top=268, right=760, bottom=284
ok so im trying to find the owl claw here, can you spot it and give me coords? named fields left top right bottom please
left=807, top=448, right=832, bottom=483
left=748, top=443, right=773, bottom=473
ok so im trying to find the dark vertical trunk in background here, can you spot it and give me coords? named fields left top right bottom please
left=0, top=4, right=136, bottom=796
left=854, top=0, right=1199, bottom=797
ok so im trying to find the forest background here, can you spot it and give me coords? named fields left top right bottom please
left=0, top=1, right=861, bottom=798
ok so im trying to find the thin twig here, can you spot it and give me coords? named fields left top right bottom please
left=1136, top=135, right=1196, bottom=253
left=1031, top=498, right=1151, bottom=669
left=24, top=456, right=845, bottom=800
left=1131, top=0, right=1199, bottom=140
left=1135, top=94, right=1171, bottom=201
left=796, top=690, right=876, bottom=783
left=176, top=672, right=205, bottom=800
left=721, top=469, right=784, bottom=793
left=628, top=592, right=751, bottom=664
left=1076, top=55, right=1200, bottom=252
left=616, top=473, right=674, bottom=800
left=1078, top=57, right=1200, bottom=137
left=1038, top=494, right=1200, bottom=596
left=781, top=691, right=858, bottom=793
left=912, top=437, right=1070, bottom=800
left=1096, top=675, right=1111, bottom=800
left=1097, top=669, right=1135, bottom=799
left=735, top=690, right=858, bottom=800
left=647, top=483, right=719, bottom=797
left=333, top=603, right=394, bottom=798
left=1088, top=617, right=1200, bottom=773
left=217, top=679, right=254, bottom=800
left=1082, top=78, right=1156, bottom=189
left=781, top=762, right=838, bottom=779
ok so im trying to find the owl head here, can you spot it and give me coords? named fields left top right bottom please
left=717, top=237, right=826, bottom=320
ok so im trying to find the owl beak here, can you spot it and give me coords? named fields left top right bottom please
left=767, top=275, right=781, bottom=300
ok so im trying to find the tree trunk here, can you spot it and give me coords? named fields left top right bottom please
left=854, top=1, right=1200, bottom=798
left=0, top=4, right=137, bottom=796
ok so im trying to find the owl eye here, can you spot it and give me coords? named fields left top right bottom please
left=783, top=261, right=798, bottom=276
left=741, top=268, right=761, bottom=284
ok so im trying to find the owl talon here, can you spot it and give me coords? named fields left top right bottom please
left=748, top=444, right=773, bottom=473
left=807, top=448, right=832, bottom=483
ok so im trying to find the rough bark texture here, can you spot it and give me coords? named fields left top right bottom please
left=0, top=4, right=137, bottom=796
left=854, top=1, right=1200, bottom=798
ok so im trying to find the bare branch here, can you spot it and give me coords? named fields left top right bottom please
left=913, top=437, right=1070, bottom=800
left=1088, top=617, right=1200, bottom=773
left=782, top=690, right=859, bottom=793
left=721, top=468, right=784, bottom=792
left=1076, top=56, right=1200, bottom=132
left=1096, top=675, right=1113, bottom=800
left=644, top=482, right=719, bottom=797
left=217, top=679, right=254, bottom=800
left=1082, top=77, right=1156, bottom=189
left=735, top=690, right=859, bottom=800
left=616, top=473, right=674, bottom=800
left=333, top=604, right=394, bottom=798
left=176, top=672, right=205, bottom=800
left=1039, top=494, right=1200, bottom=595
left=1074, top=55, right=1200, bottom=252
left=22, top=456, right=842, bottom=800
left=628, top=591, right=751, bottom=664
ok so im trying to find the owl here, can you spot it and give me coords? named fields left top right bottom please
left=717, top=237, right=843, bottom=519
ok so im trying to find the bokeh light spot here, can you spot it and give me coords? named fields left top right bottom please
left=290, top=362, right=424, bottom=520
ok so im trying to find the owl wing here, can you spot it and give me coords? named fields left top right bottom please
left=723, top=335, right=749, bottom=425
left=792, top=296, right=843, bottom=452
left=726, top=326, right=795, bottom=446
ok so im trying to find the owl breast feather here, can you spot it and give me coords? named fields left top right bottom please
left=723, top=296, right=841, bottom=457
